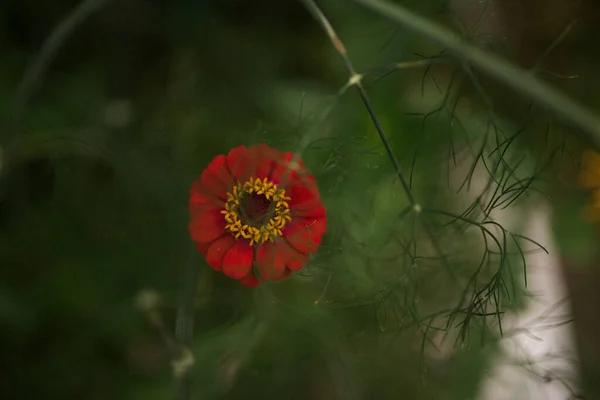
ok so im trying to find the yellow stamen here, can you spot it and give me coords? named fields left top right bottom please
left=221, top=177, right=292, bottom=246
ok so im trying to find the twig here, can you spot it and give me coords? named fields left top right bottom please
left=531, top=20, right=574, bottom=73
left=352, top=0, right=600, bottom=148
left=299, top=0, right=461, bottom=284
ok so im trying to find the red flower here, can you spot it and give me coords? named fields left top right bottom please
left=189, top=144, right=327, bottom=286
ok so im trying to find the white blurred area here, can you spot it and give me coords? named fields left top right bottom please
left=433, top=1, right=583, bottom=397
left=476, top=206, right=580, bottom=400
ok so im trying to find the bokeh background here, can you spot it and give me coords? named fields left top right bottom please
left=2, top=0, right=600, bottom=399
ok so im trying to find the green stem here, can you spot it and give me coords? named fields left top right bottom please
left=353, top=0, right=600, bottom=146
left=174, top=243, right=200, bottom=400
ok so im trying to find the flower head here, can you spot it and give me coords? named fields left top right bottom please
left=189, top=144, right=327, bottom=286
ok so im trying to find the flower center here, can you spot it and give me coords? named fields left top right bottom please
left=221, top=177, right=292, bottom=246
left=241, top=193, right=272, bottom=223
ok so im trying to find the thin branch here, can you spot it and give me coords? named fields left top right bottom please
left=300, top=0, right=413, bottom=203
left=531, top=20, right=574, bottom=73
left=352, top=0, right=600, bottom=147
left=299, top=0, right=461, bottom=284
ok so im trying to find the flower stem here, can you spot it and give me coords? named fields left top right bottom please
left=174, top=243, right=200, bottom=400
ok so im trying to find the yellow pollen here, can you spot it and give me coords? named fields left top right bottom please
left=221, top=177, right=292, bottom=246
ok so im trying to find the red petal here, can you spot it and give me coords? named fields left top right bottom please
left=189, top=208, right=225, bottom=244
left=201, top=155, right=234, bottom=200
left=252, top=144, right=278, bottom=180
left=256, top=241, right=293, bottom=280
left=195, top=242, right=211, bottom=255
left=190, top=180, right=223, bottom=215
left=270, top=151, right=305, bottom=187
left=258, top=241, right=303, bottom=278
left=222, top=240, right=254, bottom=279
left=240, top=272, right=260, bottom=287
left=287, top=258, right=308, bottom=271
left=288, top=180, right=325, bottom=218
left=284, top=217, right=327, bottom=254
left=205, top=235, right=237, bottom=271
left=273, top=268, right=292, bottom=281
left=227, top=146, right=255, bottom=182
left=296, top=205, right=326, bottom=220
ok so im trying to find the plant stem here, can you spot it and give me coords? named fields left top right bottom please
left=300, top=0, right=461, bottom=285
left=174, top=243, right=200, bottom=400
left=353, top=0, right=600, bottom=147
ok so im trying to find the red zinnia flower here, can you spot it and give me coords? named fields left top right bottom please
left=189, top=144, right=327, bottom=286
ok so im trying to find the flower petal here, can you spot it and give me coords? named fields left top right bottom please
left=206, top=235, right=237, bottom=271
left=252, top=144, right=278, bottom=180
left=287, top=258, right=308, bottom=271
left=256, top=241, right=293, bottom=280
left=190, top=179, right=223, bottom=213
left=222, top=240, right=254, bottom=279
left=270, top=151, right=305, bottom=187
left=288, top=180, right=325, bottom=218
left=240, top=272, right=260, bottom=287
left=227, top=146, right=255, bottom=182
left=189, top=208, right=225, bottom=244
left=274, top=268, right=292, bottom=281
left=201, top=155, right=234, bottom=200
left=195, top=242, right=211, bottom=256
left=284, top=216, right=327, bottom=254
left=257, top=241, right=306, bottom=278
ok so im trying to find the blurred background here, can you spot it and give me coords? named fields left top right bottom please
left=2, top=0, right=600, bottom=399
